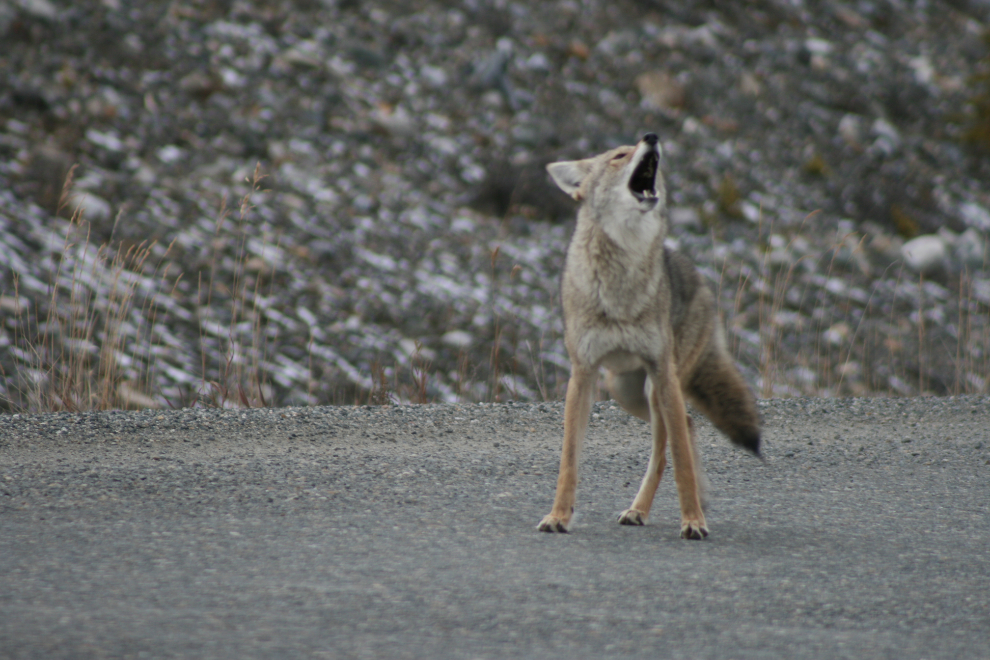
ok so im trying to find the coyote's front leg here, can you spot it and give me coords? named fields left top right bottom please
left=538, top=368, right=594, bottom=532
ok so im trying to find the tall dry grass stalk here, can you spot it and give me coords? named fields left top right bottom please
left=488, top=245, right=503, bottom=402
left=188, top=164, right=276, bottom=409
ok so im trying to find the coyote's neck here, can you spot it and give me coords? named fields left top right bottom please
left=598, top=209, right=663, bottom=259
left=570, top=212, right=667, bottom=320
left=579, top=205, right=666, bottom=273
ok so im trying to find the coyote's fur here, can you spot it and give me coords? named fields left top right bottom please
left=538, top=133, right=761, bottom=539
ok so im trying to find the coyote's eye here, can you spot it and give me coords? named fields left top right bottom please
left=611, top=151, right=629, bottom=161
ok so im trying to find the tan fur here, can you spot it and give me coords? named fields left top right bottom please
left=537, top=134, right=760, bottom=539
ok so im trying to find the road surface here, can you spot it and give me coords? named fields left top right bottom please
left=1, top=396, right=988, bottom=659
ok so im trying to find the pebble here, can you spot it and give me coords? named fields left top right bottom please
left=838, top=114, right=864, bottom=147
left=869, top=118, right=901, bottom=156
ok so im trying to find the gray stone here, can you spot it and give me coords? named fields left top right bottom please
left=869, top=118, right=901, bottom=156
left=15, top=0, right=56, bottom=20
left=955, top=228, right=986, bottom=271
left=959, top=202, right=990, bottom=231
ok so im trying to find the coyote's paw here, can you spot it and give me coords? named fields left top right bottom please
left=617, top=509, right=647, bottom=526
left=537, top=514, right=570, bottom=533
left=680, top=519, right=709, bottom=540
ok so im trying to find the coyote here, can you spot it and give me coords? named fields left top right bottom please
left=538, top=133, right=761, bottom=539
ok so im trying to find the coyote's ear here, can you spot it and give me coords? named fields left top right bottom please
left=547, top=159, right=593, bottom=201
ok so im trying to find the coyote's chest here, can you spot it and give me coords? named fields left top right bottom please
left=567, top=225, right=666, bottom=324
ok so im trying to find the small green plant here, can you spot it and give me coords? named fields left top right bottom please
left=803, top=153, right=831, bottom=178
left=889, top=204, right=920, bottom=239
left=716, top=174, right=743, bottom=218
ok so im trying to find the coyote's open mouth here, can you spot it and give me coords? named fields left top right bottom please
left=629, top=150, right=659, bottom=202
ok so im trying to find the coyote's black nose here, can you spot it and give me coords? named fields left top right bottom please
left=642, top=133, right=659, bottom=146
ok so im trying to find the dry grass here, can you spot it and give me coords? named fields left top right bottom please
left=1, top=166, right=175, bottom=412
left=3, top=170, right=989, bottom=412
left=722, top=215, right=990, bottom=399
left=181, top=165, right=276, bottom=410
left=1, top=167, right=278, bottom=413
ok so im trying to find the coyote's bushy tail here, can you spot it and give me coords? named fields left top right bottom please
left=685, top=348, right=761, bottom=456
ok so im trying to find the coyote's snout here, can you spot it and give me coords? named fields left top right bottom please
left=538, top=133, right=761, bottom=539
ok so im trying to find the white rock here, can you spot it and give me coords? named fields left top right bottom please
left=822, top=322, right=851, bottom=346
left=420, top=64, right=448, bottom=87
left=371, top=104, right=415, bottom=138
left=67, top=192, right=112, bottom=223
left=460, top=163, right=485, bottom=184
left=901, top=234, right=946, bottom=274
left=804, top=38, right=834, bottom=54
left=681, top=116, right=704, bottom=135
left=739, top=72, right=762, bottom=97
left=870, top=118, right=901, bottom=156
left=740, top=201, right=761, bottom=223
left=441, top=330, right=473, bottom=349
left=399, top=338, right=418, bottom=357
left=959, top=201, right=990, bottom=231
left=450, top=216, right=476, bottom=233
left=789, top=366, right=818, bottom=386
left=156, top=145, right=184, bottom=164
left=73, top=171, right=105, bottom=190
left=524, top=53, right=550, bottom=72
left=17, top=0, right=57, bottom=20
left=118, top=382, right=159, bottom=409
left=0, top=295, right=28, bottom=313
left=279, top=40, right=325, bottom=68
left=908, top=55, right=935, bottom=85
left=937, top=226, right=958, bottom=245
left=838, top=114, right=863, bottom=146
left=85, top=128, right=124, bottom=152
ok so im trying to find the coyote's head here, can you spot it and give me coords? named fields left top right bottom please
left=546, top=134, right=666, bottom=219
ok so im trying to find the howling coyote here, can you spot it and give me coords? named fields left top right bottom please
left=538, top=133, right=761, bottom=539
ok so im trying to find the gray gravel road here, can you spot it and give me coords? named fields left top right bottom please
left=1, top=397, right=989, bottom=659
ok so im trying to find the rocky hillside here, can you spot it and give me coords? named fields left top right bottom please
left=2, top=0, right=990, bottom=410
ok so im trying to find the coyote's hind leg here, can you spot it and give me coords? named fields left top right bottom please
left=617, top=374, right=668, bottom=526
left=647, top=356, right=708, bottom=538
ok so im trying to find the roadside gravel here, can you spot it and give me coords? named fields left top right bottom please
left=2, top=397, right=988, bottom=658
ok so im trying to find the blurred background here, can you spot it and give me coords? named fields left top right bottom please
left=2, top=0, right=990, bottom=411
